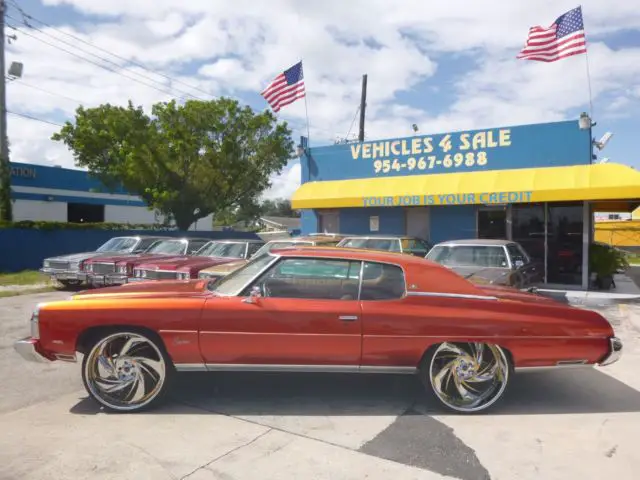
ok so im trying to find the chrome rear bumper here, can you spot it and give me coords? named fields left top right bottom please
left=599, top=336, right=623, bottom=366
left=14, top=337, right=50, bottom=363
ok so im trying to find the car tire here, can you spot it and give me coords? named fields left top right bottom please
left=81, top=330, right=175, bottom=413
left=59, top=280, right=82, bottom=288
left=419, top=342, right=511, bottom=414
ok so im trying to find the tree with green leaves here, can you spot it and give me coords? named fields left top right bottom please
left=52, top=98, right=294, bottom=230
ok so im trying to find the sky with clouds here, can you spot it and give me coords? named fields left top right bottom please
left=5, top=0, right=640, bottom=201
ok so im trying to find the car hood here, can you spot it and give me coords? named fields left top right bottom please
left=200, top=259, right=248, bottom=274
left=136, top=256, right=239, bottom=271
left=46, top=251, right=103, bottom=262
left=71, top=279, right=214, bottom=300
left=88, top=253, right=182, bottom=264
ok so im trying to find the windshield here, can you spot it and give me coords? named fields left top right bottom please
left=426, top=245, right=509, bottom=268
left=338, top=238, right=401, bottom=252
left=96, top=237, right=138, bottom=252
left=145, top=240, right=187, bottom=255
left=209, top=254, right=276, bottom=295
left=252, top=240, right=313, bottom=258
left=196, top=241, right=246, bottom=258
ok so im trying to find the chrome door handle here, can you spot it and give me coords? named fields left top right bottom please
left=339, top=315, right=358, bottom=322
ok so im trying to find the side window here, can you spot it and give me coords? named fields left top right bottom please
left=247, top=243, right=264, bottom=258
left=360, top=262, right=406, bottom=301
left=252, top=258, right=361, bottom=300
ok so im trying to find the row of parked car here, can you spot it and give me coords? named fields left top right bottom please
left=40, top=232, right=544, bottom=289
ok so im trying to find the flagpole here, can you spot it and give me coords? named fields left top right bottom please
left=301, top=58, right=311, bottom=148
left=580, top=5, right=594, bottom=119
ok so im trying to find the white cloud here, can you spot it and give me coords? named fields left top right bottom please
left=6, top=0, right=640, bottom=199
left=262, top=162, right=301, bottom=201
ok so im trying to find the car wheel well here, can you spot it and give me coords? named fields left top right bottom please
left=76, top=325, right=165, bottom=355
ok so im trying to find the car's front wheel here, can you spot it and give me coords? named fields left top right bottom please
left=82, top=331, right=173, bottom=412
left=420, top=342, right=511, bottom=414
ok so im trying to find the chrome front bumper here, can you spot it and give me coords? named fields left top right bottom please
left=40, top=268, right=87, bottom=282
left=88, top=274, right=129, bottom=286
left=599, top=336, right=623, bottom=366
left=14, top=337, right=50, bottom=363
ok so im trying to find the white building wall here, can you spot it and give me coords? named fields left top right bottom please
left=188, top=213, right=214, bottom=231
left=104, top=205, right=157, bottom=224
left=12, top=199, right=67, bottom=221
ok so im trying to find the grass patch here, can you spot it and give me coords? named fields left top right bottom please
left=0, top=286, right=57, bottom=298
left=0, top=270, right=50, bottom=286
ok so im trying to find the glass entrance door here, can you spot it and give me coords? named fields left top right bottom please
left=547, top=203, right=583, bottom=285
left=477, top=209, right=507, bottom=239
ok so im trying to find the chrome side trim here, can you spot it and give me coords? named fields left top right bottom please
left=178, top=364, right=420, bottom=374
left=599, top=336, right=623, bottom=366
left=515, top=364, right=593, bottom=372
left=556, top=359, right=588, bottom=366
left=407, top=291, right=498, bottom=301
left=174, top=363, right=207, bottom=372
left=359, top=366, right=417, bottom=374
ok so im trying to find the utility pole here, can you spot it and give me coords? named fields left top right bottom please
left=0, top=0, right=11, bottom=221
left=358, top=74, right=367, bottom=142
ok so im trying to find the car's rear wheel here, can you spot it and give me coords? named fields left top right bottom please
left=420, top=342, right=511, bottom=414
left=81, top=331, right=173, bottom=413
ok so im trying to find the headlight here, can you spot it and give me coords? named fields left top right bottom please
left=86, top=264, right=93, bottom=272
left=43, top=260, right=50, bottom=268
left=117, top=265, right=127, bottom=274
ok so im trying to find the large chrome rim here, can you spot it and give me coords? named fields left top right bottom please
left=84, top=332, right=166, bottom=411
left=429, top=342, right=509, bottom=413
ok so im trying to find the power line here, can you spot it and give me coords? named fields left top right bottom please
left=8, top=110, right=63, bottom=127
left=8, top=1, right=215, bottom=100
left=7, top=18, right=200, bottom=101
left=7, top=24, right=187, bottom=99
left=6, top=78, right=85, bottom=104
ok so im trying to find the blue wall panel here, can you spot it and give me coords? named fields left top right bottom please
left=429, top=206, right=477, bottom=244
left=339, top=208, right=405, bottom=236
left=301, top=210, right=318, bottom=233
left=0, top=229, right=261, bottom=272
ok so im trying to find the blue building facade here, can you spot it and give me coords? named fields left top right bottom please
left=9, top=162, right=214, bottom=229
left=292, top=118, right=640, bottom=288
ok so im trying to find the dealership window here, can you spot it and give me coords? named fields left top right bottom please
left=67, top=203, right=105, bottom=223
left=477, top=208, right=507, bottom=239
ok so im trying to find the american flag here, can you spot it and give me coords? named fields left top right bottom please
left=517, top=6, right=587, bottom=62
left=261, top=61, right=306, bottom=113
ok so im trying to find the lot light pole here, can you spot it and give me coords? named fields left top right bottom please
left=0, top=0, right=11, bottom=221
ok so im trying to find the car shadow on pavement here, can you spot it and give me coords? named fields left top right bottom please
left=69, top=367, right=640, bottom=416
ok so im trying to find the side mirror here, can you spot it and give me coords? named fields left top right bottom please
left=514, top=260, right=524, bottom=269
left=242, top=286, right=262, bottom=304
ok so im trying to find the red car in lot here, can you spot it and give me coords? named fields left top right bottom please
left=131, top=239, right=265, bottom=281
left=13, top=246, right=622, bottom=414
left=84, top=237, right=211, bottom=286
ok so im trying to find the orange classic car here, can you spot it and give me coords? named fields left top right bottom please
left=14, top=247, right=622, bottom=414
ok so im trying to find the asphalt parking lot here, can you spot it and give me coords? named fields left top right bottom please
left=1, top=292, right=639, bottom=480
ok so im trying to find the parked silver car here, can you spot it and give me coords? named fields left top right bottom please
left=40, top=235, right=168, bottom=287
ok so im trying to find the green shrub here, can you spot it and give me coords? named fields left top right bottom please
left=0, top=220, right=178, bottom=231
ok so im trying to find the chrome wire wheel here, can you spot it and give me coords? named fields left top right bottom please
left=428, top=342, right=510, bottom=413
left=83, top=332, right=167, bottom=412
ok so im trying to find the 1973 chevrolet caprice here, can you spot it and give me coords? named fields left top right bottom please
left=14, top=247, right=622, bottom=414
